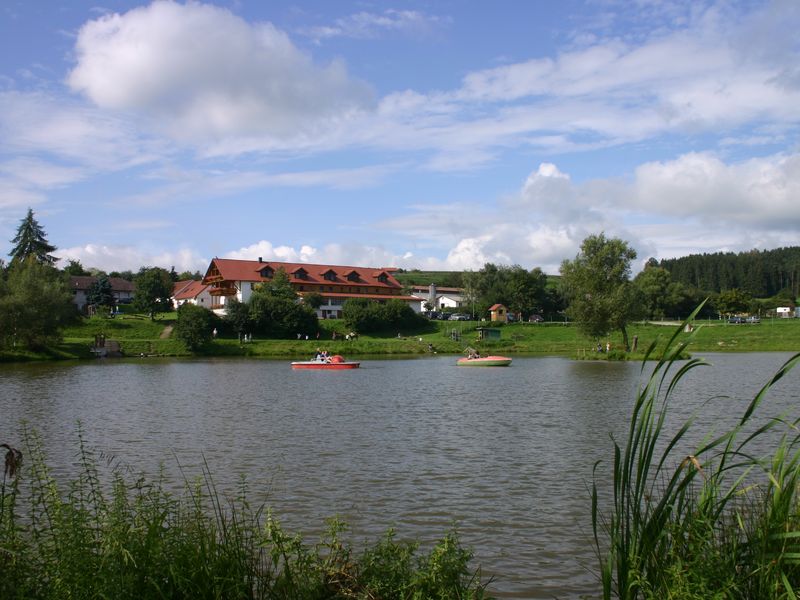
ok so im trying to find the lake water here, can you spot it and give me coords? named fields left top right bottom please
left=1, top=352, right=798, bottom=599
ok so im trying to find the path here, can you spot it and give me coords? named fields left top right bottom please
left=160, top=325, right=174, bottom=339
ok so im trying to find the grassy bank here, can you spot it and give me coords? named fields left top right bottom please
left=1, top=313, right=798, bottom=362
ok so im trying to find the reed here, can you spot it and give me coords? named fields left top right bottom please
left=0, top=426, right=491, bottom=599
left=592, top=303, right=800, bottom=599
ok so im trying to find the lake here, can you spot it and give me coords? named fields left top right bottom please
left=1, top=352, right=797, bottom=598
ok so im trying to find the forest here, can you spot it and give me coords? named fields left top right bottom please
left=659, top=246, right=800, bottom=298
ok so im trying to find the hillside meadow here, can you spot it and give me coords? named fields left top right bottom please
left=2, top=312, right=797, bottom=362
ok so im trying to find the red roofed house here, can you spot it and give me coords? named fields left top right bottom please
left=489, top=303, right=508, bottom=323
left=172, top=280, right=212, bottom=308
left=202, top=258, right=423, bottom=318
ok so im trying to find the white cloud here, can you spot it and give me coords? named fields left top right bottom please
left=59, top=243, right=208, bottom=273
left=631, top=152, right=800, bottom=229
left=0, top=90, right=161, bottom=169
left=299, top=9, right=448, bottom=42
left=68, top=1, right=374, bottom=145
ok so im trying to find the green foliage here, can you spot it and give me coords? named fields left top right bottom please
left=560, top=233, right=642, bottom=349
left=0, top=429, right=492, bottom=599
left=342, top=298, right=429, bottom=334
left=592, top=306, right=800, bottom=599
left=62, top=259, right=89, bottom=276
left=8, top=208, right=58, bottom=266
left=174, top=304, right=216, bottom=351
left=713, top=288, right=753, bottom=316
left=0, top=259, right=76, bottom=349
left=248, top=271, right=318, bottom=338
left=660, top=246, right=800, bottom=299
left=302, top=291, right=324, bottom=309
left=86, top=273, right=115, bottom=311
left=224, top=298, right=252, bottom=337
left=133, top=266, right=174, bottom=319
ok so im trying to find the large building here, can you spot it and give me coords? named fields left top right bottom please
left=202, top=258, right=422, bottom=318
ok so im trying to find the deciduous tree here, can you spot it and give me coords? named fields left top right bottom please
left=560, top=233, right=642, bottom=350
left=133, top=267, right=174, bottom=319
left=0, top=259, right=75, bottom=349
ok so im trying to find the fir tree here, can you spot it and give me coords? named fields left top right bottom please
left=9, top=208, right=58, bottom=265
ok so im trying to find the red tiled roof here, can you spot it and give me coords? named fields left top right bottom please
left=174, top=280, right=209, bottom=300
left=204, top=258, right=403, bottom=289
left=173, top=280, right=194, bottom=296
left=489, top=303, right=506, bottom=311
left=301, top=292, right=422, bottom=302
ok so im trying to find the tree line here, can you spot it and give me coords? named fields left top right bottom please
left=659, top=247, right=800, bottom=298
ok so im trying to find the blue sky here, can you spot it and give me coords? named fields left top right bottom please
left=1, top=0, right=799, bottom=274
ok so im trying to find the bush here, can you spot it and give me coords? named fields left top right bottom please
left=0, top=428, right=493, bottom=599
left=174, top=303, right=216, bottom=351
left=343, top=298, right=429, bottom=334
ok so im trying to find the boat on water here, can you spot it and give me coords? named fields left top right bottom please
left=457, top=355, right=512, bottom=367
left=291, top=354, right=360, bottom=370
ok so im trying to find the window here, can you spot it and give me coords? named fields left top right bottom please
left=261, top=267, right=274, bottom=278
left=294, top=269, right=308, bottom=280
left=324, top=270, right=336, bottom=281
left=377, top=273, right=389, bottom=283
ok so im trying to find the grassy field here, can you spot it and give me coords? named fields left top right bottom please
left=2, top=312, right=796, bottom=362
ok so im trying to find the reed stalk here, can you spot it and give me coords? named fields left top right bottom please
left=593, top=302, right=800, bottom=599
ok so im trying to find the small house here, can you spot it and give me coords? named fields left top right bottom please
left=489, top=303, right=508, bottom=323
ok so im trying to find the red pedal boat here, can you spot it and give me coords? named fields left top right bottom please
left=456, top=355, right=512, bottom=367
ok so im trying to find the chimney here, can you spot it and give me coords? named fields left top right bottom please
left=258, top=257, right=262, bottom=263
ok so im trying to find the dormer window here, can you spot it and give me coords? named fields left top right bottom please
left=323, top=269, right=337, bottom=282
left=376, top=273, right=389, bottom=284
left=261, top=267, right=274, bottom=278
left=293, top=268, right=308, bottom=280
left=346, top=270, right=360, bottom=282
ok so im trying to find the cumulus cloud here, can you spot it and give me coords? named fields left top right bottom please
left=630, top=152, right=800, bottom=230
left=67, top=1, right=374, bottom=145
left=59, top=243, right=209, bottom=273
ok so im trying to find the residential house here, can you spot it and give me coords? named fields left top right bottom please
left=173, top=280, right=213, bottom=308
left=410, top=283, right=465, bottom=311
left=201, top=258, right=423, bottom=318
left=70, top=276, right=135, bottom=313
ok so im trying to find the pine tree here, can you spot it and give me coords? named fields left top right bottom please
left=9, top=208, right=58, bottom=265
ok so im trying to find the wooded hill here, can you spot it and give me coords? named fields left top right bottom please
left=658, top=246, right=800, bottom=297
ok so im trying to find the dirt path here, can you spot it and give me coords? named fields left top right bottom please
left=160, top=325, right=174, bottom=339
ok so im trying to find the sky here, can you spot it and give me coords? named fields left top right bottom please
left=1, top=0, right=799, bottom=275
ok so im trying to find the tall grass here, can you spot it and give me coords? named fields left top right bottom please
left=0, top=426, right=492, bottom=599
left=592, top=304, right=800, bottom=599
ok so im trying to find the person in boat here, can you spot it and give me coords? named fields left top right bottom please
left=467, top=347, right=481, bottom=359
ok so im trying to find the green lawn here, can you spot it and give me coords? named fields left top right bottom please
left=3, top=313, right=798, bottom=362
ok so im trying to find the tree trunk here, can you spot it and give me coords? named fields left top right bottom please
left=620, top=325, right=630, bottom=352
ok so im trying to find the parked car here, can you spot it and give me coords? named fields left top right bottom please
left=728, top=316, right=744, bottom=324
left=746, top=316, right=761, bottom=323
left=528, top=314, right=544, bottom=323
left=449, top=313, right=470, bottom=321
